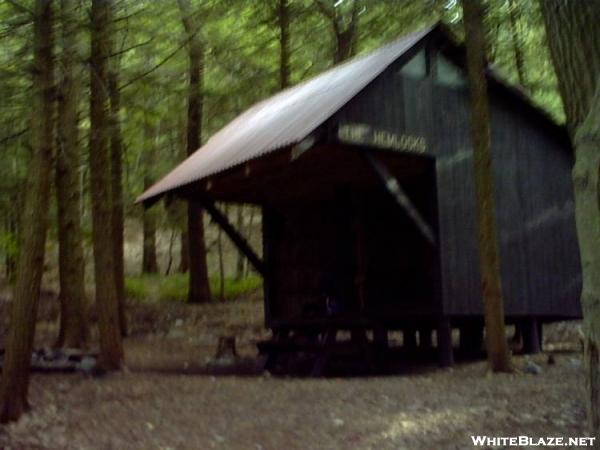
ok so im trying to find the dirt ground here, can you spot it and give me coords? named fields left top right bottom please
left=0, top=290, right=589, bottom=450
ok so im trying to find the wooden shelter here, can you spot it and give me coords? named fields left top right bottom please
left=139, top=24, right=582, bottom=373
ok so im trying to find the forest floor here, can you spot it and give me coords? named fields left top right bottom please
left=0, top=288, right=588, bottom=450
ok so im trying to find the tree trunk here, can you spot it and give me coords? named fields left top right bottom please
left=244, top=207, right=256, bottom=277
left=0, top=0, right=54, bottom=423
left=217, top=204, right=227, bottom=301
left=188, top=202, right=210, bottom=303
left=165, top=228, right=176, bottom=275
left=109, top=59, right=127, bottom=336
left=179, top=226, right=190, bottom=272
left=142, top=178, right=159, bottom=274
left=539, top=0, right=600, bottom=136
left=278, top=0, right=290, bottom=89
left=539, top=0, right=600, bottom=435
left=177, top=118, right=190, bottom=273
left=89, top=0, right=123, bottom=370
left=178, top=0, right=211, bottom=303
left=55, top=0, right=87, bottom=349
left=507, top=0, right=527, bottom=88
left=234, top=205, right=245, bottom=280
left=141, top=109, right=159, bottom=274
left=461, top=0, right=512, bottom=372
left=573, top=80, right=600, bottom=437
left=317, top=0, right=360, bottom=64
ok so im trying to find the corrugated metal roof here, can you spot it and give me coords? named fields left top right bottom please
left=137, top=26, right=434, bottom=203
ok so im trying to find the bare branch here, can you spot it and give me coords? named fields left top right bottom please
left=119, top=32, right=198, bottom=91
left=0, top=128, right=28, bottom=145
left=109, top=37, right=154, bottom=58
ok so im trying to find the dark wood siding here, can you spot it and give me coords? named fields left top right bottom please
left=430, top=82, right=483, bottom=316
left=331, top=42, right=581, bottom=320
left=489, top=95, right=581, bottom=318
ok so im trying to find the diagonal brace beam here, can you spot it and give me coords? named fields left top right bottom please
left=363, top=152, right=436, bottom=245
left=201, top=199, right=266, bottom=277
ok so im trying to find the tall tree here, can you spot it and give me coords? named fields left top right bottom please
left=141, top=188, right=159, bottom=274
left=316, top=0, right=360, bottom=63
left=177, top=0, right=211, bottom=303
left=278, top=0, right=291, bottom=89
left=461, top=0, right=512, bottom=372
left=89, top=0, right=123, bottom=369
left=108, top=39, right=127, bottom=336
left=142, top=111, right=158, bottom=274
left=55, top=0, right=87, bottom=349
left=539, top=1, right=600, bottom=137
left=539, top=0, right=600, bottom=434
left=0, top=0, right=55, bottom=423
left=506, top=0, right=527, bottom=88
left=234, top=205, right=245, bottom=280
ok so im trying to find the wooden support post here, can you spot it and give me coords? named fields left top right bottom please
left=419, top=327, right=432, bottom=349
left=202, top=199, right=265, bottom=277
left=437, top=319, right=454, bottom=367
left=522, top=317, right=541, bottom=354
left=403, top=327, right=417, bottom=351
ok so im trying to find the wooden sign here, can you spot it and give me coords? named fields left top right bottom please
left=337, top=123, right=427, bottom=154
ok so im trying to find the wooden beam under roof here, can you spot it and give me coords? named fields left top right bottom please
left=201, top=199, right=266, bottom=277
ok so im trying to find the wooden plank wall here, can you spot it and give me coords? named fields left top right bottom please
left=489, top=96, right=581, bottom=318
left=332, top=42, right=581, bottom=320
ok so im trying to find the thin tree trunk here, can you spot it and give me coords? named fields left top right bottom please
left=142, top=179, right=159, bottom=274
left=317, top=0, right=359, bottom=64
left=461, top=0, right=512, bottom=372
left=217, top=204, right=229, bottom=301
left=244, top=207, right=256, bottom=277
left=507, top=0, right=527, bottom=88
left=109, top=58, right=127, bottom=336
left=234, top=205, right=245, bottom=280
left=178, top=116, right=190, bottom=273
left=165, top=228, right=176, bottom=275
left=179, top=227, right=190, bottom=272
left=188, top=202, right=210, bottom=303
left=55, top=0, right=86, bottom=349
left=0, top=0, right=54, bottom=423
left=217, top=219, right=225, bottom=301
left=89, top=0, right=123, bottom=370
left=177, top=0, right=211, bottom=303
left=278, top=0, right=290, bottom=89
left=141, top=112, right=159, bottom=274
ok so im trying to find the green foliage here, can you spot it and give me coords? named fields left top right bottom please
left=125, top=273, right=262, bottom=302
left=0, top=0, right=568, bottom=277
left=157, top=273, right=189, bottom=301
left=124, top=275, right=154, bottom=300
left=0, top=229, right=18, bottom=261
